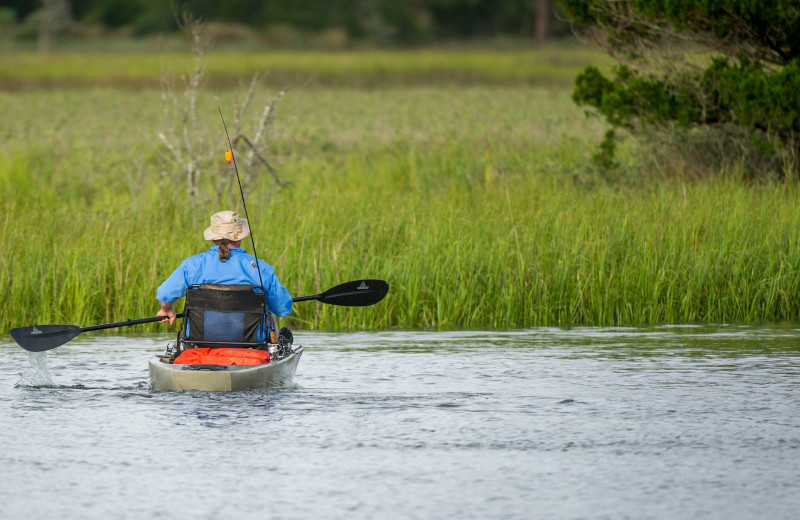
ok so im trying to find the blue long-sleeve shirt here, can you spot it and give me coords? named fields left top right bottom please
left=156, top=246, right=293, bottom=317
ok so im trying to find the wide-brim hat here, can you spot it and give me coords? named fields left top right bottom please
left=203, top=210, right=251, bottom=241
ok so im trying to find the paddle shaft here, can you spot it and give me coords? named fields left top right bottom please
left=81, top=281, right=381, bottom=331
left=81, top=313, right=185, bottom=333
left=292, top=291, right=365, bottom=303
left=292, top=294, right=322, bottom=303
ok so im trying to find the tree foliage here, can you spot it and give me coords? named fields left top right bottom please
left=7, top=0, right=569, bottom=43
left=558, top=0, right=800, bottom=177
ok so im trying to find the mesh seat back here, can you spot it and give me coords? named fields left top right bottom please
left=182, top=284, right=266, bottom=345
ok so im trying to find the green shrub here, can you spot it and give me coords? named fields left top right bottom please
left=559, top=0, right=800, bottom=179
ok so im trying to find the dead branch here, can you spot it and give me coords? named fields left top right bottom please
left=232, top=133, right=290, bottom=188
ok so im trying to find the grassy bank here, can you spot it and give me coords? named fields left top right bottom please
left=1, top=64, right=799, bottom=332
left=0, top=45, right=607, bottom=90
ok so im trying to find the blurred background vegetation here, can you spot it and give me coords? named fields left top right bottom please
left=1, top=0, right=570, bottom=50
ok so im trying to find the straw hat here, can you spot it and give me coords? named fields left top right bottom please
left=203, top=211, right=250, bottom=241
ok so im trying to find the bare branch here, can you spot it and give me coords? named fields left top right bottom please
left=157, top=9, right=292, bottom=205
left=232, top=133, right=290, bottom=188
left=234, top=73, right=260, bottom=136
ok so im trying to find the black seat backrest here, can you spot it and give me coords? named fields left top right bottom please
left=180, top=284, right=267, bottom=346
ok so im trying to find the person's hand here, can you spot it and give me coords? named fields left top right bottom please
left=157, top=306, right=177, bottom=325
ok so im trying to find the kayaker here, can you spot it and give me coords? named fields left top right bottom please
left=155, top=210, right=292, bottom=334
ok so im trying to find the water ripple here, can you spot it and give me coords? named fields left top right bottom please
left=1, top=325, right=800, bottom=519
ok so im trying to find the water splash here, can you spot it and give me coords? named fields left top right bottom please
left=16, top=351, right=55, bottom=387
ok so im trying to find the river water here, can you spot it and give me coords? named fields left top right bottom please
left=1, top=326, right=799, bottom=519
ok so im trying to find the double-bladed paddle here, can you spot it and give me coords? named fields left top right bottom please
left=9, top=279, right=389, bottom=353
left=292, top=279, right=388, bottom=306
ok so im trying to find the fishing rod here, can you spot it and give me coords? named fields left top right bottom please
left=217, top=107, right=266, bottom=295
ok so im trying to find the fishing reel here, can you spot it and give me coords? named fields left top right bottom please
left=267, top=327, right=294, bottom=359
left=160, top=342, right=180, bottom=362
left=267, top=343, right=291, bottom=359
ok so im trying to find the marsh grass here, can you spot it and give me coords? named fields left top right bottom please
left=1, top=76, right=799, bottom=332
left=0, top=46, right=609, bottom=90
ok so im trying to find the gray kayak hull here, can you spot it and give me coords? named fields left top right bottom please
left=148, top=347, right=303, bottom=392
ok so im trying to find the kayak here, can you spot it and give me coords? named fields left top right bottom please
left=148, top=346, right=303, bottom=392
left=9, top=279, right=386, bottom=393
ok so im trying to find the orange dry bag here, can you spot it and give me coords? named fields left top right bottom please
left=173, top=347, right=270, bottom=366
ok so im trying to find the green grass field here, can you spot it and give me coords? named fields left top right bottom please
left=1, top=45, right=799, bottom=332
left=0, top=45, right=607, bottom=89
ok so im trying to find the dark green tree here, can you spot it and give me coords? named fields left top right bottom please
left=26, top=0, right=569, bottom=43
left=558, top=1, right=800, bottom=177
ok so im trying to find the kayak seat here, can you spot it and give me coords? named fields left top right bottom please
left=177, top=284, right=272, bottom=350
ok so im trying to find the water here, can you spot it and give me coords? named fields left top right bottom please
left=1, top=326, right=799, bottom=519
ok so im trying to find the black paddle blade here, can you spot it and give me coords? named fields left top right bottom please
left=318, top=279, right=389, bottom=306
left=10, top=325, right=82, bottom=352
